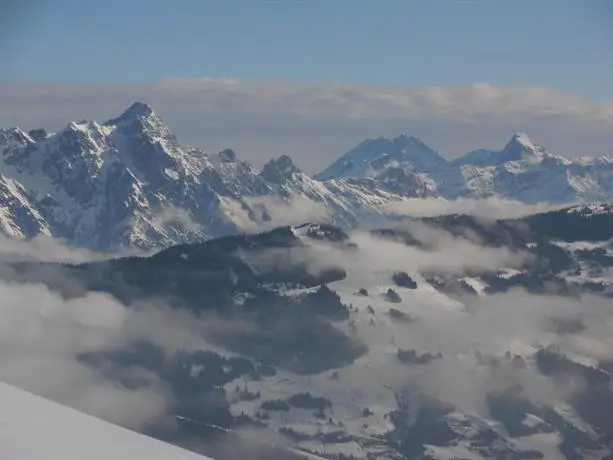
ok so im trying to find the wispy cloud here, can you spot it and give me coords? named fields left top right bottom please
left=384, top=197, right=569, bottom=220
left=0, top=236, right=208, bottom=430
left=242, top=196, right=330, bottom=230
left=0, top=234, right=106, bottom=263
left=0, top=280, right=165, bottom=429
left=1, top=79, right=612, bottom=172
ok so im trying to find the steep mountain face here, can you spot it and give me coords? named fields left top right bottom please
left=0, top=103, right=213, bottom=249
left=0, top=104, right=420, bottom=250
left=318, top=132, right=613, bottom=204
left=7, top=205, right=613, bottom=460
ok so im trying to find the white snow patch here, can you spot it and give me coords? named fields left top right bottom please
left=0, top=382, right=213, bottom=460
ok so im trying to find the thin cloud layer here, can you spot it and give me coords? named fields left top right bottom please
left=0, top=236, right=209, bottom=430
left=0, top=277, right=227, bottom=430
left=0, top=281, right=166, bottom=429
left=0, top=234, right=125, bottom=264
left=385, top=197, right=569, bottom=220
left=1, top=79, right=612, bottom=172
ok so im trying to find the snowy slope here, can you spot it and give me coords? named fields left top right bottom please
left=0, top=382, right=212, bottom=460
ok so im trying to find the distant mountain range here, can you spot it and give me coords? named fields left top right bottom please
left=316, top=132, right=613, bottom=203
left=1, top=102, right=612, bottom=250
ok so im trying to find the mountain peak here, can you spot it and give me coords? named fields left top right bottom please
left=260, top=155, right=301, bottom=183
left=104, top=102, right=156, bottom=126
left=453, top=133, right=551, bottom=168
left=506, top=132, right=535, bottom=149
left=394, top=133, right=427, bottom=146
left=500, top=132, right=546, bottom=162
left=315, top=134, right=444, bottom=181
left=218, top=148, right=238, bottom=163
left=27, top=128, right=50, bottom=142
left=122, top=101, right=155, bottom=119
left=361, top=134, right=428, bottom=150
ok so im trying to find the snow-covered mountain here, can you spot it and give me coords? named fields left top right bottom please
left=315, top=134, right=445, bottom=181
left=2, top=102, right=612, bottom=251
left=317, top=132, right=613, bottom=204
left=0, top=103, right=427, bottom=251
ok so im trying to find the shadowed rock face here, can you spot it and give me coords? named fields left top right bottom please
left=217, top=149, right=238, bottom=163
left=259, top=155, right=300, bottom=183
left=27, top=128, right=49, bottom=142
left=392, top=271, right=418, bottom=289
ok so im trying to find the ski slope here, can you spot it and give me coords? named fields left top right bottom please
left=0, top=382, right=213, bottom=460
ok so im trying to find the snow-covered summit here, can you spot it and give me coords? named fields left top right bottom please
left=315, top=134, right=446, bottom=181
left=496, top=132, right=549, bottom=163
left=104, top=100, right=156, bottom=125
left=448, top=133, right=549, bottom=168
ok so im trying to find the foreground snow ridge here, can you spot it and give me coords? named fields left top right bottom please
left=0, top=382, right=213, bottom=460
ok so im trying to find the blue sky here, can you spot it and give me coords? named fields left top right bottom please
left=2, top=0, right=613, bottom=168
left=2, top=0, right=612, bottom=99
